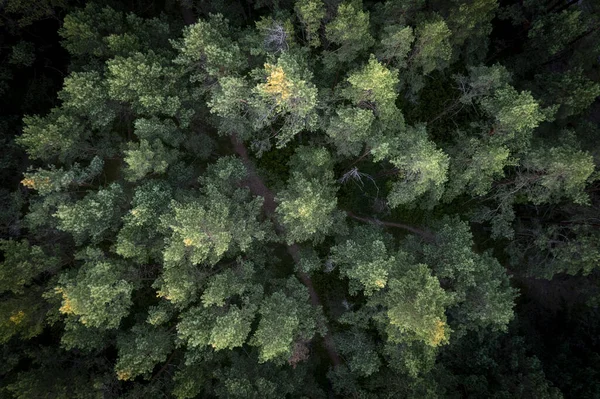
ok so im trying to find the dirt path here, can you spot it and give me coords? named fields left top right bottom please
left=180, top=8, right=341, bottom=367
left=231, top=135, right=342, bottom=367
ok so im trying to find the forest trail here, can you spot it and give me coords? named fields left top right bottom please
left=179, top=7, right=342, bottom=367
left=231, top=134, right=343, bottom=367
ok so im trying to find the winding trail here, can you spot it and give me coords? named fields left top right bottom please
left=231, top=135, right=342, bottom=367
left=182, top=6, right=342, bottom=368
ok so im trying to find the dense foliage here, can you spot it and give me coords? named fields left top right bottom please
left=1, top=0, right=600, bottom=397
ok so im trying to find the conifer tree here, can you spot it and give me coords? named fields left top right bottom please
left=2, top=1, right=600, bottom=398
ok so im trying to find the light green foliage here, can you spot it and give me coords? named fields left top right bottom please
left=373, top=125, right=449, bottom=208
left=209, top=305, right=256, bottom=350
left=418, top=217, right=516, bottom=332
left=107, top=52, right=181, bottom=117
left=54, top=248, right=132, bottom=329
left=177, top=306, right=216, bottom=349
left=456, top=64, right=512, bottom=104
left=405, top=17, right=452, bottom=95
left=277, top=145, right=341, bottom=244
left=251, top=53, right=319, bottom=148
left=115, top=181, right=172, bottom=263
left=343, top=55, right=400, bottom=121
left=147, top=301, right=175, bottom=326
left=115, top=324, right=174, bottom=381
left=554, top=229, right=600, bottom=277
left=177, top=262, right=260, bottom=351
left=172, top=364, right=207, bottom=399
left=123, top=139, right=179, bottom=182
left=17, top=70, right=116, bottom=164
left=276, top=172, right=339, bottom=244
left=378, top=25, right=415, bottom=68
left=106, top=14, right=172, bottom=57
left=443, top=65, right=531, bottom=200
left=164, top=193, right=265, bottom=265
left=21, top=156, right=104, bottom=196
left=288, top=145, right=335, bottom=180
left=521, top=145, right=595, bottom=205
left=173, top=14, right=245, bottom=80
left=374, top=264, right=451, bottom=346
left=384, top=341, right=438, bottom=378
left=475, top=141, right=594, bottom=240
left=449, top=252, right=516, bottom=332
left=202, top=270, right=247, bottom=307
left=18, top=109, right=88, bottom=162
left=325, top=1, right=375, bottom=66
left=326, top=107, right=375, bottom=157
left=60, top=4, right=171, bottom=59
left=155, top=259, right=204, bottom=307
left=201, top=261, right=260, bottom=307
left=412, top=17, right=453, bottom=74
left=295, top=247, right=322, bottom=273
left=60, top=318, right=108, bottom=352
left=330, top=226, right=395, bottom=296
left=207, top=76, right=253, bottom=137
left=421, top=217, right=478, bottom=287
left=59, top=4, right=124, bottom=57
left=0, top=240, right=58, bottom=295
left=54, top=183, right=125, bottom=245
left=251, top=279, right=318, bottom=363
left=514, top=225, right=600, bottom=279
left=445, top=132, right=512, bottom=200
left=164, top=158, right=267, bottom=266
left=133, top=117, right=185, bottom=147
left=295, top=0, right=325, bottom=47
left=6, top=2, right=600, bottom=397
left=58, top=71, right=116, bottom=129
left=480, top=85, right=550, bottom=149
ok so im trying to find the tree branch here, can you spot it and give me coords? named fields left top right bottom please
left=346, top=211, right=435, bottom=241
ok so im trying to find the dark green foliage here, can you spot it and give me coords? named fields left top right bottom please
left=1, top=1, right=600, bottom=398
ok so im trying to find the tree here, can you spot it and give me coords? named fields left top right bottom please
left=115, top=324, right=174, bottom=381
left=52, top=247, right=133, bottom=330
left=373, top=264, right=451, bottom=347
left=295, top=0, right=325, bottom=48
left=404, top=16, right=452, bottom=97
left=250, top=278, right=321, bottom=363
left=54, top=183, right=125, bottom=245
left=250, top=53, right=319, bottom=148
left=4, top=1, right=600, bottom=397
left=324, top=1, right=374, bottom=68
left=330, top=226, right=396, bottom=296
left=0, top=239, right=58, bottom=295
left=276, top=147, right=342, bottom=244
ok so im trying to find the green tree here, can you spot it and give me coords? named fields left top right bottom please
left=324, top=1, right=374, bottom=68
left=52, top=248, right=133, bottom=330
left=295, top=0, right=325, bottom=47
left=4, top=2, right=600, bottom=397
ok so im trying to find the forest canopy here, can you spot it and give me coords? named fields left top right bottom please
left=1, top=0, right=600, bottom=398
